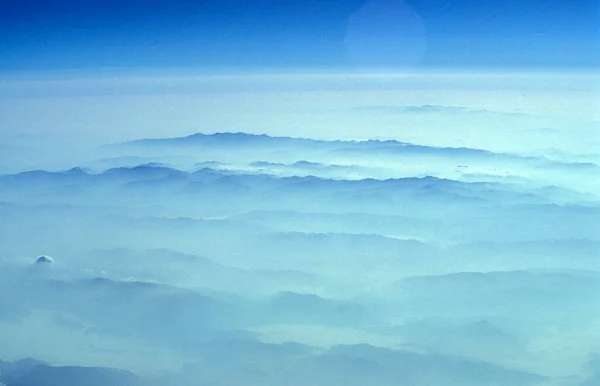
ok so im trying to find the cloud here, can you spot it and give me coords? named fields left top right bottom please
left=35, top=255, right=53, bottom=264
left=352, top=104, right=529, bottom=117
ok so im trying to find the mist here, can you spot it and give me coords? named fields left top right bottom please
left=0, top=72, right=599, bottom=386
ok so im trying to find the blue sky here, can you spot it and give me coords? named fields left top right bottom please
left=1, top=0, right=599, bottom=72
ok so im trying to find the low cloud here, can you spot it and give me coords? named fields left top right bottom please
left=34, top=255, right=53, bottom=264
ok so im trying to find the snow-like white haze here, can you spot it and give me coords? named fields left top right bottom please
left=0, top=72, right=599, bottom=385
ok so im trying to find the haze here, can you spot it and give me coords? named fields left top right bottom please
left=1, top=0, right=599, bottom=385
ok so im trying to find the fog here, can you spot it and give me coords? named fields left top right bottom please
left=0, top=120, right=599, bottom=385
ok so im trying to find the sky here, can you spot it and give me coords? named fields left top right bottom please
left=1, top=0, right=599, bottom=72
